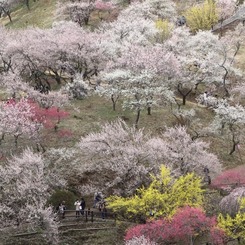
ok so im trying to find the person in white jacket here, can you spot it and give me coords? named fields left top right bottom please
left=74, top=199, right=81, bottom=218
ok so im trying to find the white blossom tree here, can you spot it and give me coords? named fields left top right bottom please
left=125, top=236, right=157, bottom=245
left=217, top=0, right=237, bottom=20
left=0, top=0, right=18, bottom=23
left=147, top=126, right=222, bottom=177
left=166, top=25, right=244, bottom=103
left=0, top=148, right=65, bottom=243
left=77, top=120, right=221, bottom=195
left=99, top=43, right=178, bottom=127
left=211, top=101, right=245, bottom=155
left=56, top=0, right=114, bottom=26
left=77, top=119, right=162, bottom=195
left=166, top=28, right=223, bottom=104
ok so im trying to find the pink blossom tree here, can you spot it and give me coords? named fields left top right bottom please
left=0, top=98, right=42, bottom=147
left=212, top=166, right=245, bottom=193
left=56, top=0, right=95, bottom=26
left=2, top=22, right=105, bottom=90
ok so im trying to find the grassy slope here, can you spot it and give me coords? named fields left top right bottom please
left=0, top=2, right=245, bottom=244
left=0, top=0, right=244, bottom=167
left=1, top=0, right=57, bottom=29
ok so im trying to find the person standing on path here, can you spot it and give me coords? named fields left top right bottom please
left=80, top=198, right=86, bottom=215
left=74, top=199, right=81, bottom=218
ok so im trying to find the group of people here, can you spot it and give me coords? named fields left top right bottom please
left=93, top=192, right=107, bottom=219
left=74, top=197, right=86, bottom=218
left=57, top=192, right=107, bottom=219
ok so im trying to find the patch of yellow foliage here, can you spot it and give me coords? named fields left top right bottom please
left=185, top=0, right=218, bottom=33
left=218, top=197, right=245, bottom=240
left=155, top=19, right=173, bottom=42
left=107, top=165, right=204, bottom=220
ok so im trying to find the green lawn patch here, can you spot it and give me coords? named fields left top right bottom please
left=0, top=0, right=57, bottom=29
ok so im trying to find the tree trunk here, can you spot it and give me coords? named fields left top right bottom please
left=25, top=0, right=30, bottom=10
left=237, top=237, right=241, bottom=244
left=0, top=133, right=5, bottom=145
left=111, top=95, right=119, bottom=111
left=135, top=109, right=141, bottom=129
left=182, top=95, right=187, bottom=106
left=147, top=106, right=151, bottom=115
left=55, top=74, right=61, bottom=85
left=229, top=142, right=237, bottom=155
left=229, top=133, right=239, bottom=155
left=14, top=135, right=19, bottom=148
left=177, top=84, right=192, bottom=105
left=221, top=65, right=230, bottom=97
left=5, top=10, right=12, bottom=23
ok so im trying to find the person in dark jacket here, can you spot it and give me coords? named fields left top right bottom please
left=80, top=198, right=86, bottom=215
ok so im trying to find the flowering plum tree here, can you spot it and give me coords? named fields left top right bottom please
left=166, top=28, right=223, bottom=104
left=2, top=22, right=105, bottom=90
left=149, top=126, right=222, bottom=177
left=0, top=98, right=42, bottom=147
left=95, top=0, right=115, bottom=21
left=77, top=119, right=163, bottom=195
left=166, top=25, right=244, bottom=102
left=51, top=22, right=106, bottom=81
left=30, top=101, right=69, bottom=131
left=217, top=0, right=237, bottom=20
left=218, top=24, right=245, bottom=96
left=211, top=102, right=245, bottom=155
left=100, top=43, right=178, bottom=127
left=212, top=166, right=245, bottom=193
left=77, top=120, right=221, bottom=195
left=125, top=206, right=225, bottom=245
left=125, top=236, right=157, bottom=245
left=0, top=148, right=65, bottom=243
left=117, top=0, right=177, bottom=21
left=56, top=0, right=95, bottom=26
left=56, top=0, right=115, bottom=26
left=0, top=0, right=18, bottom=22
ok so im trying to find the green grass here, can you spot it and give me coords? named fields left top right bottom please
left=1, top=0, right=57, bottom=29
left=0, top=2, right=244, bottom=244
left=38, top=94, right=244, bottom=170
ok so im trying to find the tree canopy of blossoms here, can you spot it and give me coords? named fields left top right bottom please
left=0, top=148, right=65, bottom=243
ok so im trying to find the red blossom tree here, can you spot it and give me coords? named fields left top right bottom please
left=30, top=102, right=69, bottom=131
left=212, top=166, right=245, bottom=192
left=125, top=206, right=226, bottom=245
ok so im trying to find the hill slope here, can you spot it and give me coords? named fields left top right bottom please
left=0, top=0, right=57, bottom=29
